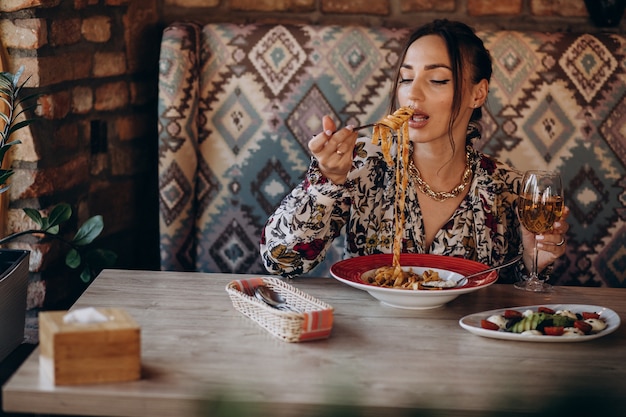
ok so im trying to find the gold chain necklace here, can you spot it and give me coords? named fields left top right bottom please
left=407, top=150, right=473, bottom=202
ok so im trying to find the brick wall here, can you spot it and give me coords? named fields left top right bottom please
left=0, top=0, right=161, bottom=309
left=163, top=0, right=621, bottom=32
left=0, top=0, right=623, bottom=309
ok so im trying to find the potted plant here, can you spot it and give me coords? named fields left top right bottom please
left=0, top=67, right=116, bottom=360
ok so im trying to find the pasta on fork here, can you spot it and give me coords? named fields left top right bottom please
left=370, top=106, right=414, bottom=282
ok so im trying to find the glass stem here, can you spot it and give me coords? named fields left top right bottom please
left=532, top=236, right=539, bottom=280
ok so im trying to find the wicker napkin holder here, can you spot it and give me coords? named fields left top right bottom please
left=226, top=277, right=334, bottom=342
left=38, top=308, right=141, bottom=385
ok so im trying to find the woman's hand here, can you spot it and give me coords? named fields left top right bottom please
left=308, top=115, right=358, bottom=185
left=521, top=206, right=570, bottom=273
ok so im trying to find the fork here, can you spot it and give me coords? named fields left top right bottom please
left=353, top=123, right=376, bottom=131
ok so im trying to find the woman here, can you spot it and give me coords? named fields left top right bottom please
left=260, top=19, right=569, bottom=281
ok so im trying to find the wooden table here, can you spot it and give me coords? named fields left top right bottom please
left=3, top=269, right=626, bottom=417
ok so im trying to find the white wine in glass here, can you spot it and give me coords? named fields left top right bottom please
left=515, top=170, right=564, bottom=292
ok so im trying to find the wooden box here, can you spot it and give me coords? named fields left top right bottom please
left=38, top=308, right=141, bottom=385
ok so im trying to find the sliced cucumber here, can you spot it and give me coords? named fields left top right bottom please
left=510, top=312, right=547, bottom=333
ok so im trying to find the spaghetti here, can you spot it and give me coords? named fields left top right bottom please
left=364, top=266, right=441, bottom=290
left=371, top=106, right=414, bottom=281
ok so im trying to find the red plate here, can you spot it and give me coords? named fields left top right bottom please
left=330, top=254, right=499, bottom=309
left=330, top=254, right=498, bottom=289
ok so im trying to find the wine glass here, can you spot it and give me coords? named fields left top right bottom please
left=514, top=170, right=564, bottom=292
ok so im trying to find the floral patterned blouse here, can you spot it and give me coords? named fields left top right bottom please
left=260, top=135, right=524, bottom=280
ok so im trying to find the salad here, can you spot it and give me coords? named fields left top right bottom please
left=480, top=306, right=608, bottom=336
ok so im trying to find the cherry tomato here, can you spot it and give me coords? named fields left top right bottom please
left=582, top=312, right=600, bottom=320
left=538, top=306, right=555, bottom=314
left=574, top=320, right=592, bottom=334
left=543, top=326, right=564, bottom=336
left=481, top=320, right=500, bottom=331
left=503, top=309, right=522, bottom=319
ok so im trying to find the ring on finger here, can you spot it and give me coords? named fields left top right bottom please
left=556, top=236, right=565, bottom=246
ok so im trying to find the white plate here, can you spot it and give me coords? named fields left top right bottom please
left=459, top=304, right=621, bottom=342
left=330, top=254, right=498, bottom=310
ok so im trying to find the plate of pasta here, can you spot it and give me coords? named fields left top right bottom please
left=330, top=254, right=499, bottom=309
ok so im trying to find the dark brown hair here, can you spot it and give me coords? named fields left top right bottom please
left=389, top=19, right=492, bottom=147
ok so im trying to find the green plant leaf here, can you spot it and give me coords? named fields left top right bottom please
left=0, top=141, right=17, bottom=167
left=23, top=208, right=44, bottom=227
left=65, top=248, right=81, bottom=269
left=71, top=215, right=104, bottom=246
left=76, top=250, right=117, bottom=283
left=0, top=141, right=20, bottom=161
left=48, top=203, right=72, bottom=227
left=46, top=224, right=60, bottom=234
left=7, top=119, right=33, bottom=134
left=0, top=169, right=13, bottom=184
left=15, top=92, right=40, bottom=107
left=1, top=67, right=38, bottom=191
left=12, top=67, right=24, bottom=84
left=79, top=266, right=94, bottom=283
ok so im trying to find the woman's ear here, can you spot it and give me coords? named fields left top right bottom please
left=472, top=79, right=489, bottom=107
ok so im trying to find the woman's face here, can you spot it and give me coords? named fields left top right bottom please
left=397, top=34, right=476, bottom=147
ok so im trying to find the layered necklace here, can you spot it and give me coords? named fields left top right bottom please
left=407, top=148, right=473, bottom=202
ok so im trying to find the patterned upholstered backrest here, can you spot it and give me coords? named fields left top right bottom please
left=158, top=22, right=626, bottom=287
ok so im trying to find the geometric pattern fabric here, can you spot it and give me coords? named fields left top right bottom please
left=158, top=22, right=626, bottom=287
